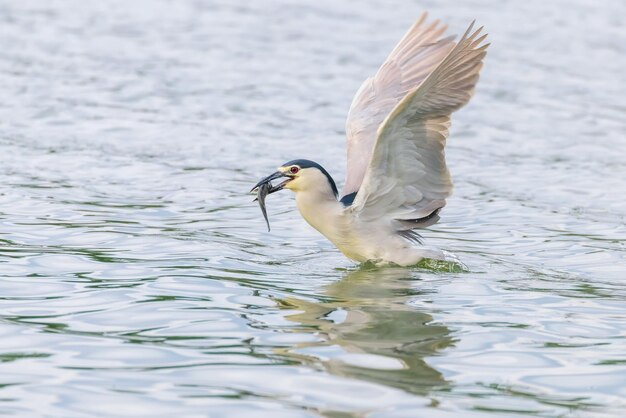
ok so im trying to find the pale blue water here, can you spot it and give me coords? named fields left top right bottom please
left=1, top=0, right=625, bottom=417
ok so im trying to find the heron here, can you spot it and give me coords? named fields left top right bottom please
left=251, top=13, right=489, bottom=266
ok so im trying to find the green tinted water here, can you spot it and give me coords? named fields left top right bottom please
left=1, top=0, right=625, bottom=417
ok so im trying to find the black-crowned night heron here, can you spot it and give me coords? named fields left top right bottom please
left=252, top=13, right=489, bottom=266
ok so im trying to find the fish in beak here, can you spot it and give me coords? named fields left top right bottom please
left=250, top=171, right=292, bottom=231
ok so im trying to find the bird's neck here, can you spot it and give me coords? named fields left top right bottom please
left=294, top=184, right=343, bottom=242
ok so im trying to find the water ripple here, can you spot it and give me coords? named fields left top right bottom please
left=1, top=0, right=625, bottom=416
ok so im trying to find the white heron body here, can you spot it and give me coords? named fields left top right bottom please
left=288, top=171, right=444, bottom=265
left=253, top=13, right=489, bottom=266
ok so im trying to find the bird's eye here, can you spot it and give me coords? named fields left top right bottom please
left=290, top=166, right=299, bottom=174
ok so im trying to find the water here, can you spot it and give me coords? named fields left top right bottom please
left=1, top=0, right=625, bottom=416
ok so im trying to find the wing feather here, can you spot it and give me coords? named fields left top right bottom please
left=349, top=21, right=488, bottom=229
left=343, top=13, right=456, bottom=197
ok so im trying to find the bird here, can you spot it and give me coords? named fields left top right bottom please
left=251, top=13, right=489, bottom=266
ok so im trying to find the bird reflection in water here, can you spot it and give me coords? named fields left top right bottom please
left=274, top=267, right=454, bottom=395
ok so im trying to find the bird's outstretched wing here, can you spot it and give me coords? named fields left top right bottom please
left=342, top=13, right=456, bottom=198
left=347, top=21, right=488, bottom=229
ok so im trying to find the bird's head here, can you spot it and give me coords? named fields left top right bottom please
left=251, top=159, right=338, bottom=197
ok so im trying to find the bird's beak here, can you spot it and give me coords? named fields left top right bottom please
left=250, top=171, right=291, bottom=194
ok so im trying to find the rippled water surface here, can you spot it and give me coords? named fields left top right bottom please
left=1, top=0, right=625, bottom=416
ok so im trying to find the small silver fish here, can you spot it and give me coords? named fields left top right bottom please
left=253, top=181, right=272, bottom=231
left=251, top=170, right=289, bottom=232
